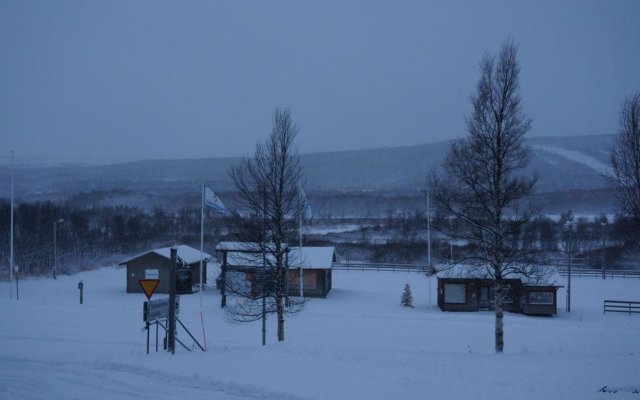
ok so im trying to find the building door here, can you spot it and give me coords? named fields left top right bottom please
left=479, top=286, right=490, bottom=310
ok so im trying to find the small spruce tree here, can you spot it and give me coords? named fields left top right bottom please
left=401, top=284, right=413, bottom=308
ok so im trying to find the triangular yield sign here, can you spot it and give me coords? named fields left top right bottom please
left=138, top=279, right=160, bottom=300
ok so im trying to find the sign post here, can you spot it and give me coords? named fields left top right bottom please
left=168, top=247, right=177, bottom=354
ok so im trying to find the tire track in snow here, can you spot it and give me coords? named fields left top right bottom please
left=0, top=356, right=313, bottom=400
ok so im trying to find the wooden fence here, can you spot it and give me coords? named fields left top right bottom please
left=557, top=268, right=640, bottom=279
left=332, top=263, right=428, bottom=273
left=603, top=300, right=640, bottom=314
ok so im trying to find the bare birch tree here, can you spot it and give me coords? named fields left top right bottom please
left=609, top=92, right=640, bottom=231
left=227, top=109, right=306, bottom=342
left=430, top=40, right=539, bottom=353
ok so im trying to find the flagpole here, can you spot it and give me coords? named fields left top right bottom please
left=427, top=185, right=432, bottom=310
left=299, top=186, right=303, bottom=297
left=199, top=183, right=205, bottom=308
left=9, top=150, right=14, bottom=300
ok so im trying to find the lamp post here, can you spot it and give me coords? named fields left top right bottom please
left=53, top=218, right=64, bottom=279
left=601, top=221, right=607, bottom=280
left=564, top=221, right=576, bottom=313
left=9, top=150, right=14, bottom=300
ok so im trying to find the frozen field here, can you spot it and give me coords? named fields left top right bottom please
left=1, top=268, right=639, bottom=400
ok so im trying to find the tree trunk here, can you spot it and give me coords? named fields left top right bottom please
left=276, top=292, right=285, bottom=341
left=494, top=279, right=504, bottom=353
left=275, top=265, right=285, bottom=342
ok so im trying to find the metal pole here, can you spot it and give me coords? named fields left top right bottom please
left=262, top=293, right=266, bottom=346
left=427, top=186, right=432, bottom=309
left=601, top=222, right=606, bottom=280
left=146, top=321, right=150, bottom=354
left=449, top=216, right=453, bottom=261
left=299, top=189, right=303, bottom=297
left=168, top=246, right=177, bottom=354
left=567, top=249, right=571, bottom=313
left=53, top=221, right=57, bottom=280
left=9, top=150, right=14, bottom=299
left=200, top=184, right=205, bottom=307
left=15, top=266, right=18, bottom=301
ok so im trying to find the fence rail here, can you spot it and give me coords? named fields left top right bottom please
left=557, top=268, right=640, bottom=279
left=604, top=300, right=640, bottom=314
left=331, top=263, right=640, bottom=279
left=333, top=263, right=428, bottom=273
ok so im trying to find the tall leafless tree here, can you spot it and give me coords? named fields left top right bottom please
left=227, top=109, right=307, bottom=342
left=430, top=40, right=541, bottom=353
left=609, top=92, right=640, bottom=231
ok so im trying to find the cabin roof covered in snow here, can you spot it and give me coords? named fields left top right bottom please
left=119, top=244, right=212, bottom=266
left=436, top=264, right=562, bottom=286
left=288, top=247, right=336, bottom=269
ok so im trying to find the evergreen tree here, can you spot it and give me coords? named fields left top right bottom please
left=400, top=283, right=413, bottom=308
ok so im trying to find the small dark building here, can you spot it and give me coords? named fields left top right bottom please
left=215, top=242, right=334, bottom=299
left=437, top=266, right=561, bottom=316
left=120, top=245, right=212, bottom=294
left=286, top=247, right=335, bottom=298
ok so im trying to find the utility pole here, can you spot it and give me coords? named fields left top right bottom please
left=9, top=150, right=14, bottom=300
left=168, top=246, right=177, bottom=354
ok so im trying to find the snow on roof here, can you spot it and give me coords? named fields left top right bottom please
left=119, top=244, right=212, bottom=266
left=437, top=264, right=562, bottom=286
left=288, top=247, right=336, bottom=269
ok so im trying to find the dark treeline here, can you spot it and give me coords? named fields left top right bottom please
left=2, top=200, right=639, bottom=277
left=0, top=200, right=231, bottom=277
left=311, top=210, right=639, bottom=268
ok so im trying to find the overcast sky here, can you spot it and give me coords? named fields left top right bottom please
left=1, top=1, right=639, bottom=164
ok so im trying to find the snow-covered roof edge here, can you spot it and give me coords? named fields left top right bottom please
left=119, top=244, right=213, bottom=266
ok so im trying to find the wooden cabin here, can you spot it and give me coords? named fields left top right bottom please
left=120, top=245, right=212, bottom=294
left=215, top=242, right=334, bottom=300
left=286, top=247, right=335, bottom=298
left=437, top=266, right=561, bottom=316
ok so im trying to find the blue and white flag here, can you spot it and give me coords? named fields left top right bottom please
left=300, top=187, right=312, bottom=220
left=204, top=186, right=226, bottom=214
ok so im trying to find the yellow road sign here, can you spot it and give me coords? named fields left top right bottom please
left=138, top=279, right=160, bottom=300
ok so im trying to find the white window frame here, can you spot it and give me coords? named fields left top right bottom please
left=145, top=269, right=159, bottom=279
left=444, top=283, right=466, bottom=304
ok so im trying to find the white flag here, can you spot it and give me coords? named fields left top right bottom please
left=204, top=186, right=226, bottom=214
left=300, top=187, right=312, bottom=220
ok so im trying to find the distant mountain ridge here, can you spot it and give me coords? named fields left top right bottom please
left=0, top=134, right=616, bottom=210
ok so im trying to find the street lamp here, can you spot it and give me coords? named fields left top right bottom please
left=601, top=221, right=607, bottom=280
left=53, top=218, right=64, bottom=280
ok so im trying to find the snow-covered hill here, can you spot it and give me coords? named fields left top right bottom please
left=0, top=134, right=617, bottom=210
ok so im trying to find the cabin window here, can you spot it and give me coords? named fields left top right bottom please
left=145, top=269, right=159, bottom=279
left=503, top=285, right=513, bottom=304
left=528, top=291, right=553, bottom=305
left=444, top=283, right=466, bottom=304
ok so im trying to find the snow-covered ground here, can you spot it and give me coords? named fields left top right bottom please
left=1, top=268, right=639, bottom=399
